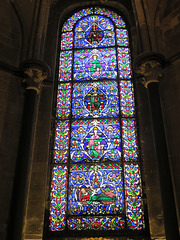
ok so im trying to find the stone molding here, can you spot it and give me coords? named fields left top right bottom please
left=19, top=59, right=50, bottom=93
left=134, top=52, right=166, bottom=88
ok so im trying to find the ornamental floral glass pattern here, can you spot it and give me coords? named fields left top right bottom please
left=50, top=7, right=145, bottom=234
left=56, top=83, right=71, bottom=119
left=118, top=47, right=132, bottom=79
left=54, top=121, right=70, bottom=163
left=50, top=165, right=67, bottom=230
left=68, top=216, right=125, bottom=230
left=116, top=29, right=129, bottom=46
left=61, top=32, right=73, bottom=50
left=124, top=164, right=144, bottom=229
left=120, top=81, right=135, bottom=117
left=59, top=51, right=72, bottom=81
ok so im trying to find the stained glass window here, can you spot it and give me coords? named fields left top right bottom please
left=49, top=7, right=146, bottom=236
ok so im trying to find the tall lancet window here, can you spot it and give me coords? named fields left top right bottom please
left=49, top=7, right=146, bottom=237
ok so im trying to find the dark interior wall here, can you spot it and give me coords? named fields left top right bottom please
left=0, top=0, right=179, bottom=239
left=135, top=81, right=166, bottom=239
left=23, top=84, right=53, bottom=240
left=154, top=0, right=180, bottom=224
left=155, top=0, right=180, bottom=57
left=0, top=0, right=22, bottom=66
left=159, top=61, right=180, bottom=220
left=0, top=1, right=36, bottom=239
left=133, top=0, right=180, bottom=231
left=0, top=70, right=24, bottom=240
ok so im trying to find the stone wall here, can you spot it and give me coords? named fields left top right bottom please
left=0, top=0, right=179, bottom=239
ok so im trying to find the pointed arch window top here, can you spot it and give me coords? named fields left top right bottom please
left=94, top=7, right=126, bottom=28
left=62, top=7, right=126, bottom=33
left=62, top=8, right=93, bottom=32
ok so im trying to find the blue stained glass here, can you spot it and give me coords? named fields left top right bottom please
left=72, top=81, right=119, bottom=119
left=94, top=7, right=126, bottom=28
left=70, top=119, right=121, bottom=163
left=61, top=32, right=73, bottom=50
left=68, top=163, right=124, bottom=216
left=73, top=48, right=117, bottom=81
left=118, top=48, right=132, bottom=79
left=122, top=119, right=138, bottom=161
left=62, top=8, right=93, bottom=32
left=120, top=81, right=135, bottom=117
left=116, top=29, right=129, bottom=46
left=74, top=15, right=115, bottom=48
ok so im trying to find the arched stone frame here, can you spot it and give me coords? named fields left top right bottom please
left=48, top=4, right=148, bottom=237
left=22, top=1, right=166, bottom=240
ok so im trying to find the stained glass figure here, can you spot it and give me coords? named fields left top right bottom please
left=68, top=164, right=124, bottom=216
left=61, top=32, right=73, bottom=50
left=62, top=8, right=93, bottom=32
left=125, top=164, right=144, bottom=229
left=120, top=81, right=135, bottom=117
left=70, top=119, right=121, bottom=163
left=72, top=81, right=119, bottom=118
left=74, top=48, right=117, bottom=80
left=122, top=119, right=138, bottom=161
left=54, top=120, right=70, bottom=163
left=116, top=29, right=129, bottom=46
left=74, top=15, right=115, bottom=48
left=59, top=51, right=72, bottom=81
left=50, top=165, right=67, bottom=231
left=118, top=47, right=131, bottom=79
left=56, top=83, right=71, bottom=119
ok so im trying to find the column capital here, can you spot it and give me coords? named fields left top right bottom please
left=134, top=52, right=166, bottom=88
left=19, top=60, right=50, bottom=93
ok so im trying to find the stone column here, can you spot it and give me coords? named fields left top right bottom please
left=7, top=60, right=50, bottom=240
left=135, top=52, right=179, bottom=240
